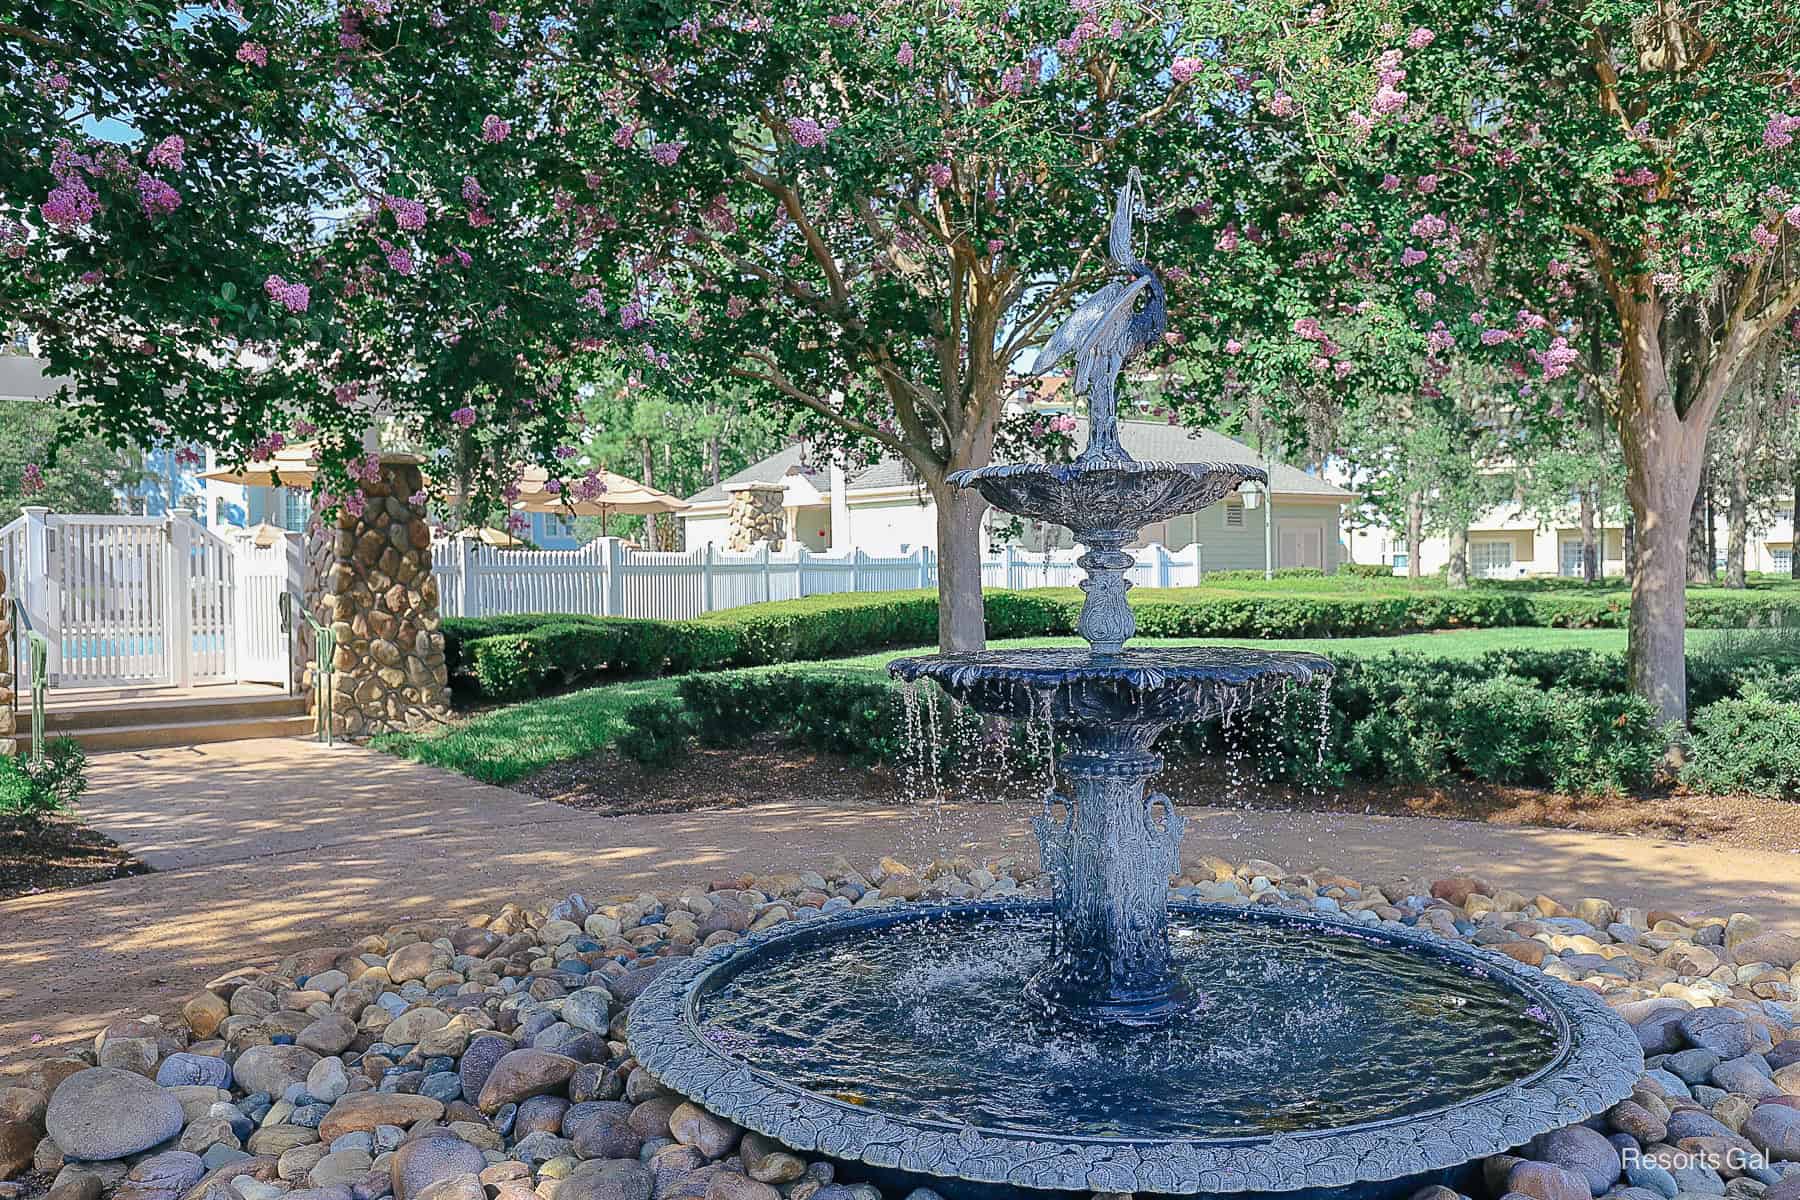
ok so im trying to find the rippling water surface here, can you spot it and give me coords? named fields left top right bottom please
left=698, top=908, right=1560, bottom=1139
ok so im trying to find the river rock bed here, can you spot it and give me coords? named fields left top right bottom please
left=2, top=855, right=1798, bottom=1200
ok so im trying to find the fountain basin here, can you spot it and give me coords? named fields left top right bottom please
left=629, top=900, right=1643, bottom=1200
left=948, top=460, right=1266, bottom=536
left=890, top=647, right=1333, bottom=728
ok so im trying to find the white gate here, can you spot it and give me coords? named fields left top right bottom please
left=2, top=508, right=293, bottom=689
left=231, top=532, right=304, bottom=684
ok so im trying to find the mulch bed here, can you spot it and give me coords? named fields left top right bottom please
left=519, top=737, right=1800, bottom=855
left=0, top=816, right=150, bottom=900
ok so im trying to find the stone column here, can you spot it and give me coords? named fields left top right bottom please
left=725, top=482, right=787, bottom=551
left=0, top=562, right=15, bottom=758
left=301, top=461, right=450, bottom=739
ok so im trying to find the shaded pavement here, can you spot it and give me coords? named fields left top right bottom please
left=2, top=738, right=1796, bottom=1068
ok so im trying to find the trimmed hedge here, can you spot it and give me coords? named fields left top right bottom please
left=662, top=648, right=1674, bottom=794
left=443, top=582, right=1800, bottom=702
left=1681, top=692, right=1800, bottom=798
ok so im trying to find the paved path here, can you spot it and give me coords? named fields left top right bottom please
left=3, top=738, right=1796, bottom=1069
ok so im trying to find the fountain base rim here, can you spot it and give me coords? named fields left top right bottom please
left=627, top=898, right=1644, bottom=1196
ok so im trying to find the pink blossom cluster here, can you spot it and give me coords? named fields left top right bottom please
left=1399, top=246, right=1427, bottom=267
left=249, top=432, right=286, bottom=461
left=1478, top=328, right=1510, bottom=346
left=897, top=41, right=914, bottom=68
left=263, top=274, right=311, bottom=313
left=619, top=301, right=647, bottom=329
left=488, top=9, right=507, bottom=32
left=786, top=117, right=839, bottom=148
left=342, top=491, right=367, bottom=519
left=1765, top=113, right=1800, bottom=151
left=334, top=381, right=359, bottom=405
left=1170, top=57, right=1203, bottom=84
left=648, top=141, right=685, bottom=165
left=571, top=471, right=608, bottom=501
left=702, top=194, right=737, bottom=234
left=1752, top=224, right=1780, bottom=250
left=20, top=463, right=44, bottom=495
left=1225, top=338, right=1244, bottom=354
left=41, top=175, right=100, bottom=228
left=146, top=135, right=185, bottom=171
left=1426, top=324, right=1455, bottom=354
left=137, top=175, right=182, bottom=217
left=578, top=287, right=606, bottom=313
left=236, top=41, right=268, bottom=65
left=481, top=114, right=511, bottom=143
left=345, top=451, right=383, bottom=484
left=1267, top=92, right=1296, bottom=117
left=384, top=194, right=427, bottom=230
left=725, top=294, right=750, bottom=319
left=1405, top=27, right=1434, bottom=49
left=613, top=122, right=640, bottom=148
left=1614, top=166, right=1657, bottom=187
left=1215, top=225, right=1239, bottom=252
left=451, top=405, right=477, bottom=428
left=927, top=163, right=953, bottom=189
left=826, top=12, right=858, bottom=28
left=1000, top=65, right=1024, bottom=96
left=1529, top=336, right=1578, bottom=379
left=1409, top=213, right=1448, bottom=240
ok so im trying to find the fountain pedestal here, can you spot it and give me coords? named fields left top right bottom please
left=1030, top=737, right=1187, bottom=1025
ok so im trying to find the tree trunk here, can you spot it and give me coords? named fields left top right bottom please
left=1623, top=513, right=1636, bottom=585
left=1579, top=486, right=1598, bottom=583
left=1618, top=361, right=1710, bottom=728
left=932, top=482, right=988, bottom=654
left=1446, top=525, right=1469, bottom=589
left=1726, top=450, right=1749, bottom=589
left=1686, top=463, right=1711, bottom=585
left=1405, top=492, right=1423, bottom=583
left=639, top=440, right=657, bottom=549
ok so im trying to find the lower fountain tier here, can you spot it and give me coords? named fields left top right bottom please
left=889, top=646, right=1334, bottom=729
left=628, top=901, right=1643, bottom=1200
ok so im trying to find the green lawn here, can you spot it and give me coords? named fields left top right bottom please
left=376, top=625, right=1669, bottom=784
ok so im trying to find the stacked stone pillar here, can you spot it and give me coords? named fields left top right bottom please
left=725, top=482, right=788, bottom=550
left=301, top=461, right=450, bottom=738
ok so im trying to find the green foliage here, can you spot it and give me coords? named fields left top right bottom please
left=616, top=698, right=695, bottom=768
left=0, top=740, right=89, bottom=826
left=1682, top=696, right=1800, bottom=800
left=679, top=669, right=911, bottom=766
left=0, top=400, right=143, bottom=523
left=1340, top=563, right=1398, bottom=579
left=444, top=581, right=1800, bottom=702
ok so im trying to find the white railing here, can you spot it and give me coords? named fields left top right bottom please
left=3, top=508, right=296, bottom=690
left=434, top=537, right=1205, bottom=620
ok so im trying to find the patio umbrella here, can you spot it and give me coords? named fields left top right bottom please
left=510, top=466, right=689, bottom=532
left=199, top=444, right=424, bottom=488
left=454, top=525, right=528, bottom=548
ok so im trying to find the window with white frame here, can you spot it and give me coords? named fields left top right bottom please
left=1471, top=540, right=1514, bottom=577
left=1775, top=548, right=1794, bottom=575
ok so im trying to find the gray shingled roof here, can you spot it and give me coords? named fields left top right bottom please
left=683, top=442, right=827, bottom=505
left=694, top=420, right=1352, bottom=504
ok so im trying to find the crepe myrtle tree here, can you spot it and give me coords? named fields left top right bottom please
left=522, top=0, right=1253, bottom=652
left=1, top=0, right=634, bottom=525
left=1174, top=0, right=1800, bottom=724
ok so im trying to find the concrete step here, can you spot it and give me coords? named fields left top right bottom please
left=45, top=692, right=308, bottom=733
left=55, top=713, right=317, bottom=753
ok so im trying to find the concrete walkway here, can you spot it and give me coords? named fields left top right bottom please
left=3, top=738, right=1796, bottom=1069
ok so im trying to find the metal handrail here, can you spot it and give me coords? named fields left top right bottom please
left=280, top=592, right=338, bottom=747
left=8, top=597, right=48, bottom=765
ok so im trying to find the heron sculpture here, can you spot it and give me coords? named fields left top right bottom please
left=1030, top=167, right=1167, bottom=465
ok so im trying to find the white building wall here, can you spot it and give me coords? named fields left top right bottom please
left=843, top=495, right=941, bottom=555
left=683, top=512, right=732, bottom=548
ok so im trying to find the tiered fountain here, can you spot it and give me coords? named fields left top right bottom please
left=630, top=172, right=1640, bottom=1200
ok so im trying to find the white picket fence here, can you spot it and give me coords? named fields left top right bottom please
left=2, top=508, right=300, bottom=689
left=433, top=536, right=1206, bottom=620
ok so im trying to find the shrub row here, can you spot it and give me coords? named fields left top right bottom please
left=647, top=641, right=1800, bottom=798
left=444, top=585, right=1800, bottom=702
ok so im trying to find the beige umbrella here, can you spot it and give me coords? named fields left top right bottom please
left=226, top=521, right=296, bottom=548
left=199, top=444, right=423, bottom=488
left=510, top=466, right=689, bottom=528
left=454, top=525, right=528, bottom=548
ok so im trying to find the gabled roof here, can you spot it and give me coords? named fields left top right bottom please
left=682, top=420, right=1353, bottom=507
left=684, top=443, right=827, bottom=505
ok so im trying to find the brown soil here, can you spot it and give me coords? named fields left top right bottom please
left=518, top=736, right=900, bottom=814
left=0, top=815, right=150, bottom=899
left=519, top=740, right=1800, bottom=855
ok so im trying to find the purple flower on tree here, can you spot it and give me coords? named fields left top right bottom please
left=263, top=274, right=310, bottom=313
left=481, top=114, right=511, bottom=143
left=236, top=41, right=268, bottom=66
left=451, top=405, right=477, bottom=428
left=137, top=176, right=182, bottom=217
left=146, top=135, right=185, bottom=171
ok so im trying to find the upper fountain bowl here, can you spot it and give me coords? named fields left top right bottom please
left=948, top=459, right=1265, bottom=536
